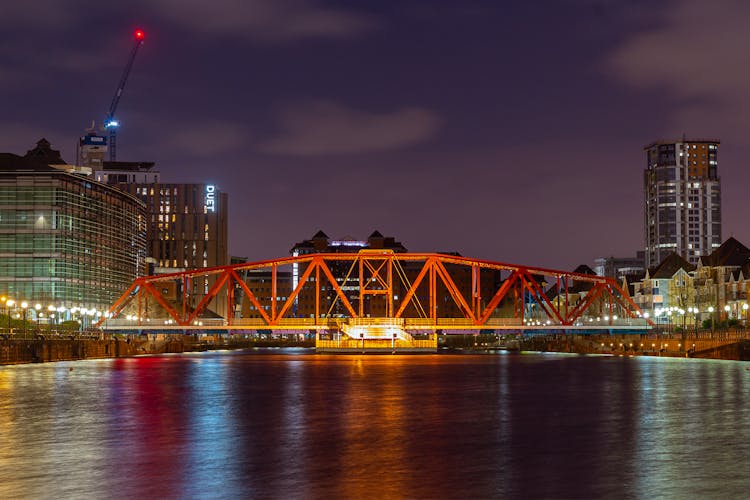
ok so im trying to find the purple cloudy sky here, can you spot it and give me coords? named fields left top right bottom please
left=1, top=0, right=749, bottom=270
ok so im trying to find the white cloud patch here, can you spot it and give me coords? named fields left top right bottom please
left=260, top=100, right=441, bottom=156
left=147, top=0, right=375, bottom=42
left=605, top=0, right=750, bottom=136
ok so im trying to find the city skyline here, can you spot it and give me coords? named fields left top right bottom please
left=2, top=1, right=750, bottom=270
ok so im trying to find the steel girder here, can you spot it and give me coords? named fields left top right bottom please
left=97, top=252, right=651, bottom=328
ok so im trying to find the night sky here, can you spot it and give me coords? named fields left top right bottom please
left=2, top=0, right=748, bottom=270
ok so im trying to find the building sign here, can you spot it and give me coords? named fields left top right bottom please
left=205, top=185, right=216, bottom=213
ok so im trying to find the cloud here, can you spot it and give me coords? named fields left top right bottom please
left=161, top=120, right=250, bottom=156
left=146, top=0, right=375, bottom=42
left=260, top=100, right=441, bottom=156
left=604, top=0, right=750, bottom=136
left=0, top=1, right=80, bottom=27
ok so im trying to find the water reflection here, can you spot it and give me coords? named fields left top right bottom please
left=0, top=352, right=748, bottom=498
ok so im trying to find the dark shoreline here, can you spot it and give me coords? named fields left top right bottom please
left=2, top=333, right=749, bottom=364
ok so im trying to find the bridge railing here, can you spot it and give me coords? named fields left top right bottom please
left=347, top=317, right=405, bottom=327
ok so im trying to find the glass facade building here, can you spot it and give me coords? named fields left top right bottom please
left=0, top=140, right=147, bottom=311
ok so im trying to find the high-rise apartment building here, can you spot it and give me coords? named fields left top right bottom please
left=644, top=138, right=721, bottom=267
left=116, top=182, right=229, bottom=315
left=117, top=183, right=228, bottom=272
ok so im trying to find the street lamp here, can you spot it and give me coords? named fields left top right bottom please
left=5, top=299, right=14, bottom=334
left=668, top=307, right=674, bottom=333
left=654, top=308, right=662, bottom=334
left=708, top=306, right=715, bottom=334
left=679, top=308, right=685, bottom=329
left=687, top=307, right=699, bottom=336
left=21, top=301, right=28, bottom=338
left=47, top=305, right=55, bottom=332
left=34, top=303, right=42, bottom=332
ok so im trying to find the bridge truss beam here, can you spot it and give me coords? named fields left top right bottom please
left=98, top=252, right=652, bottom=330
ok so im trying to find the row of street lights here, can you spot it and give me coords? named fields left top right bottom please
left=644, top=302, right=750, bottom=333
left=1, top=295, right=106, bottom=336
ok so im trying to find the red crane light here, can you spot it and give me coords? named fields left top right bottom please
left=135, top=29, right=145, bottom=40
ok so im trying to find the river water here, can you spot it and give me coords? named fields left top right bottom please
left=0, top=350, right=748, bottom=499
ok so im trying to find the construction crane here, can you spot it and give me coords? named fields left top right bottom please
left=104, top=29, right=145, bottom=162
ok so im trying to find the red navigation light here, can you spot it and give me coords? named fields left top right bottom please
left=135, top=29, right=145, bottom=40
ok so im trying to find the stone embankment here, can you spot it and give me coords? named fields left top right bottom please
left=516, top=333, right=750, bottom=361
left=3, top=332, right=748, bottom=364
left=0, top=335, right=310, bottom=365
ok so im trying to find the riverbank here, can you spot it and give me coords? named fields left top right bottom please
left=2, top=333, right=749, bottom=364
left=460, top=333, right=750, bottom=361
left=0, top=335, right=315, bottom=365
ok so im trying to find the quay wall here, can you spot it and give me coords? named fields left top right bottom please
left=516, top=334, right=750, bottom=361
left=2, top=333, right=748, bottom=363
left=0, top=335, right=315, bottom=365
left=0, top=337, right=187, bottom=365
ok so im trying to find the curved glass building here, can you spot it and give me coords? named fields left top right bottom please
left=0, top=139, right=146, bottom=312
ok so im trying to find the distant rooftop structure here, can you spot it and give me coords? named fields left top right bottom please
left=291, top=230, right=407, bottom=255
left=648, top=252, right=695, bottom=279
left=594, top=253, right=645, bottom=280
left=95, top=160, right=160, bottom=184
left=0, top=138, right=91, bottom=176
left=643, top=137, right=720, bottom=149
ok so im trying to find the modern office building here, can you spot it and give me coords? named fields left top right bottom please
left=643, top=138, right=721, bottom=267
left=594, top=252, right=645, bottom=280
left=116, top=182, right=229, bottom=314
left=116, top=182, right=228, bottom=272
left=0, top=139, right=147, bottom=312
left=290, top=231, right=407, bottom=317
left=287, top=231, right=502, bottom=319
left=76, top=129, right=108, bottom=171
left=240, top=269, right=294, bottom=319
left=94, top=161, right=160, bottom=185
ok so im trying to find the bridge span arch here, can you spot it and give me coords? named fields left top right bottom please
left=98, top=251, right=652, bottom=338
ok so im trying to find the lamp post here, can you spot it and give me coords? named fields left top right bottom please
left=687, top=307, right=698, bottom=337
left=5, top=299, right=14, bottom=334
left=678, top=308, right=686, bottom=349
left=708, top=306, right=714, bottom=336
left=667, top=308, right=673, bottom=335
left=679, top=308, right=685, bottom=330
left=48, top=305, right=55, bottom=333
left=34, top=303, right=42, bottom=334
left=656, top=308, right=664, bottom=335
left=21, top=301, right=28, bottom=338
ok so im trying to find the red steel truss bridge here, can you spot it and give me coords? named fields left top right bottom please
left=98, top=251, right=652, bottom=339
